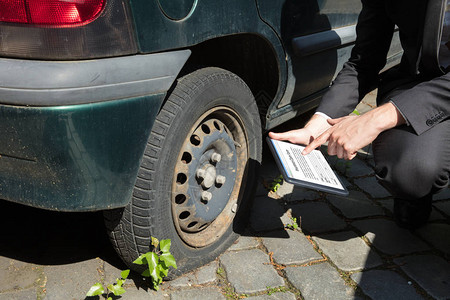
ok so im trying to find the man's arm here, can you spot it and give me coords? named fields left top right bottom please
left=317, top=0, right=395, bottom=119
left=390, top=72, right=450, bottom=135
left=303, top=102, right=406, bottom=160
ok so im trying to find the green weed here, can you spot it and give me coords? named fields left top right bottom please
left=285, top=216, right=299, bottom=230
left=87, top=236, right=177, bottom=298
left=86, top=269, right=130, bottom=299
left=269, top=175, right=283, bottom=192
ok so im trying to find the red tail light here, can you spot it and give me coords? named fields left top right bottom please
left=0, top=0, right=104, bottom=26
left=0, top=0, right=136, bottom=59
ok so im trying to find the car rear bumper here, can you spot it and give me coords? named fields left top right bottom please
left=0, top=51, right=190, bottom=106
left=0, top=50, right=190, bottom=211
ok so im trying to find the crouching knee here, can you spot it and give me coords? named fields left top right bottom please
left=375, top=158, right=446, bottom=199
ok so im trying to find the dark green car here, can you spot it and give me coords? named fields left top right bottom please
left=0, top=0, right=401, bottom=275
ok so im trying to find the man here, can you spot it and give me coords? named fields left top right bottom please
left=270, top=0, right=450, bottom=229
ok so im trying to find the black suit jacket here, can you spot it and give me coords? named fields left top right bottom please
left=317, top=0, right=449, bottom=135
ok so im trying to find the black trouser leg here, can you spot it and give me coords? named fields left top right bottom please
left=373, top=120, right=450, bottom=200
left=372, top=120, right=450, bottom=228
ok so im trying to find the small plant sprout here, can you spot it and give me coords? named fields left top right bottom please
left=217, top=267, right=225, bottom=275
left=86, top=269, right=130, bottom=299
left=285, top=216, right=299, bottom=230
left=269, top=174, right=283, bottom=192
left=133, top=236, right=177, bottom=291
left=352, top=108, right=360, bottom=116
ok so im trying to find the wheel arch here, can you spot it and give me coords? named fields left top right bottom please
left=178, top=33, right=281, bottom=127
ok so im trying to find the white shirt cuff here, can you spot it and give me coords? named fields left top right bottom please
left=314, top=112, right=331, bottom=120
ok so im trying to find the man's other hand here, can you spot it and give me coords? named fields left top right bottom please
left=302, top=103, right=406, bottom=160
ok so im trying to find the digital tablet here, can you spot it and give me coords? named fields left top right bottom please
left=267, top=137, right=349, bottom=196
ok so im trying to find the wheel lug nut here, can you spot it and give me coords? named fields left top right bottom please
left=196, top=169, right=206, bottom=180
left=201, top=191, right=212, bottom=202
left=216, top=175, right=226, bottom=185
left=211, top=153, right=221, bottom=163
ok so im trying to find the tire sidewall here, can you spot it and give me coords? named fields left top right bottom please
left=149, top=69, right=262, bottom=272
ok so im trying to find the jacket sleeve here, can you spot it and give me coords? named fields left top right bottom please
left=317, top=0, right=394, bottom=118
left=390, top=72, right=450, bottom=135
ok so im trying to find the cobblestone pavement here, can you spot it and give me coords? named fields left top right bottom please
left=1, top=93, right=449, bottom=300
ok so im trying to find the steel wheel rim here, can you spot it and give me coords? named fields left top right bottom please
left=171, top=106, right=248, bottom=248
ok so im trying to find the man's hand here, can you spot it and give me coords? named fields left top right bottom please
left=303, top=115, right=378, bottom=160
left=269, top=113, right=332, bottom=145
left=268, top=128, right=315, bottom=145
left=303, top=103, right=406, bottom=159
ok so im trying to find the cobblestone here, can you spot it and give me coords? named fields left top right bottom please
left=44, top=259, right=102, bottom=300
left=220, top=249, right=285, bottom=294
left=228, top=236, right=260, bottom=251
left=284, top=263, right=357, bottom=299
left=285, top=186, right=320, bottom=202
left=327, top=190, right=385, bottom=218
left=351, top=270, right=425, bottom=300
left=274, top=182, right=295, bottom=199
left=289, top=202, right=347, bottom=233
left=354, top=177, right=391, bottom=198
left=434, top=199, right=450, bottom=215
left=124, top=288, right=168, bottom=300
left=261, top=229, right=323, bottom=265
left=166, top=261, right=218, bottom=288
left=416, top=223, right=450, bottom=254
left=312, top=231, right=383, bottom=271
left=434, top=187, right=450, bottom=200
left=352, top=219, right=430, bottom=255
left=170, top=287, right=225, bottom=300
left=339, top=176, right=353, bottom=188
left=247, top=292, right=297, bottom=299
left=378, top=199, right=446, bottom=221
left=0, top=258, right=38, bottom=292
left=0, top=289, right=36, bottom=300
left=328, top=157, right=375, bottom=178
left=394, top=255, right=450, bottom=300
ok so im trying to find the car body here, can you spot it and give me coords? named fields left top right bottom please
left=0, top=0, right=402, bottom=274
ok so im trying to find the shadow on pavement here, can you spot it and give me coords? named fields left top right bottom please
left=0, top=199, right=126, bottom=269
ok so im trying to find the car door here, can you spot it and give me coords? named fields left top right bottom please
left=256, top=0, right=401, bottom=108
